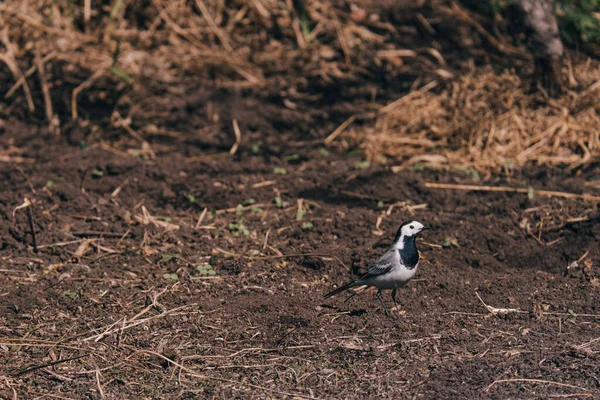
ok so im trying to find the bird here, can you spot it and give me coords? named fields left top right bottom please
left=324, top=220, right=431, bottom=315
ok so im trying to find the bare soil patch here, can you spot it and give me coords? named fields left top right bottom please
left=1, top=115, right=599, bottom=398
left=1, top=0, right=600, bottom=398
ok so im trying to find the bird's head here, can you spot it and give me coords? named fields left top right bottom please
left=392, top=220, right=431, bottom=248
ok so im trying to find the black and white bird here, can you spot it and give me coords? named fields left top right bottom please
left=324, top=221, right=430, bottom=315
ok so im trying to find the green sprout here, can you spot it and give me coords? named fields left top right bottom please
left=274, top=196, right=283, bottom=208
left=228, top=218, right=249, bottom=236
left=195, top=264, right=216, bottom=276
left=163, top=273, right=179, bottom=281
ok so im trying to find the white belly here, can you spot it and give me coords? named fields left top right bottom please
left=365, top=262, right=418, bottom=290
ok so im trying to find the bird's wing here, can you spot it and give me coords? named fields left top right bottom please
left=360, top=251, right=397, bottom=279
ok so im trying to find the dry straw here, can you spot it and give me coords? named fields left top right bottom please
left=354, top=65, right=600, bottom=170
left=2, top=1, right=600, bottom=171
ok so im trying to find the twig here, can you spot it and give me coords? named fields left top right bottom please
left=13, top=198, right=37, bottom=251
left=37, top=239, right=93, bottom=249
left=380, top=81, right=438, bottom=114
left=111, top=178, right=129, bottom=198
left=0, top=13, right=35, bottom=111
left=252, top=180, right=276, bottom=188
left=84, top=0, right=91, bottom=34
left=93, top=359, right=105, bottom=399
left=230, top=119, right=242, bottom=155
left=424, top=182, right=600, bottom=202
left=377, top=334, right=442, bottom=350
left=194, top=0, right=233, bottom=52
left=72, top=68, right=107, bottom=119
left=449, top=2, right=527, bottom=58
left=83, top=303, right=194, bottom=342
left=5, top=52, right=56, bottom=98
left=195, top=207, right=208, bottom=230
left=324, top=115, right=356, bottom=145
left=14, top=354, right=87, bottom=377
left=484, top=378, right=591, bottom=393
left=475, top=291, right=525, bottom=316
left=35, top=46, right=59, bottom=135
left=72, top=231, right=129, bottom=238
left=112, top=112, right=156, bottom=159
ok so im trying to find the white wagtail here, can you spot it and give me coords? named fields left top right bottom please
left=324, top=221, right=430, bottom=315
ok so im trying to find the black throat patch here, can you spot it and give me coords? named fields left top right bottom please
left=399, top=235, right=419, bottom=270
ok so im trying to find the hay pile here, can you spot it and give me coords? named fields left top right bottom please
left=1, top=0, right=599, bottom=170
left=0, top=1, right=457, bottom=124
left=354, top=64, right=600, bottom=171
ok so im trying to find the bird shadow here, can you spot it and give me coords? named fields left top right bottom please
left=319, top=303, right=367, bottom=317
left=346, top=309, right=368, bottom=317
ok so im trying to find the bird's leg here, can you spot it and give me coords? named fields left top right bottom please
left=391, top=288, right=402, bottom=316
left=391, top=288, right=398, bottom=304
left=376, top=290, right=392, bottom=318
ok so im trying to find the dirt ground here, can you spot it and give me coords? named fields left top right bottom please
left=1, top=1, right=600, bottom=398
left=1, top=102, right=600, bottom=399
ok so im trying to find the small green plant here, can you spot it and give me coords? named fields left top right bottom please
left=568, top=309, right=578, bottom=317
left=274, top=195, right=283, bottom=208
left=318, top=148, right=330, bottom=156
left=228, top=218, right=249, bottom=236
left=557, top=0, right=600, bottom=43
left=111, top=41, right=134, bottom=84
left=91, top=168, right=104, bottom=177
left=273, top=167, right=287, bottom=175
left=236, top=204, right=243, bottom=216
left=186, top=194, right=196, bottom=203
left=527, top=186, right=535, bottom=200
left=163, top=273, right=179, bottom=281
left=62, top=291, right=78, bottom=298
left=410, top=162, right=424, bottom=172
left=284, top=154, right=300, bottom=162
left=374, top=155, right=388, bottom=165
left=377, top=200, right=385, bottom=208
left=302, top=222, right=314, bottom=229
left=243, top=198, right=256, bottom=206
left=442, top=237, right=460, bottom=248
left=356, top=160, right=370, bottom=169
left=46, top=180, right=54, bottom=187
left=161, top=253, right=178, bottom=263
left=454, top=166, right=480, bottom=182
left=252, top=144, right=261, bottom=154
left=195, top=263, right=216, bottom=276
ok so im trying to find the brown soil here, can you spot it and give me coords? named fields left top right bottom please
left=1, top=1, right=600, bottom=398
left=1, top=102, right=599, bottom=399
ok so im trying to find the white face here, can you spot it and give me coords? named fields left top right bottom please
left=401, top=221, right=425, bottom=237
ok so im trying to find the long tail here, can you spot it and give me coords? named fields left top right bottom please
left=324, top=281, right=357, bottom=299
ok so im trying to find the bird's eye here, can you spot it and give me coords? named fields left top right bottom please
left=410, top=225, right=414, bottom=229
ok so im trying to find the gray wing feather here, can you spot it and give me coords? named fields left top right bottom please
left=360, top=251, right=397, bottom=279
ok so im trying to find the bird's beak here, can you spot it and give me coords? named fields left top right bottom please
left=422, top=225, right=432, bottom=231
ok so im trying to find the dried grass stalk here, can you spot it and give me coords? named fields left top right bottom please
left=354, top=66, right=600, bottom=170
